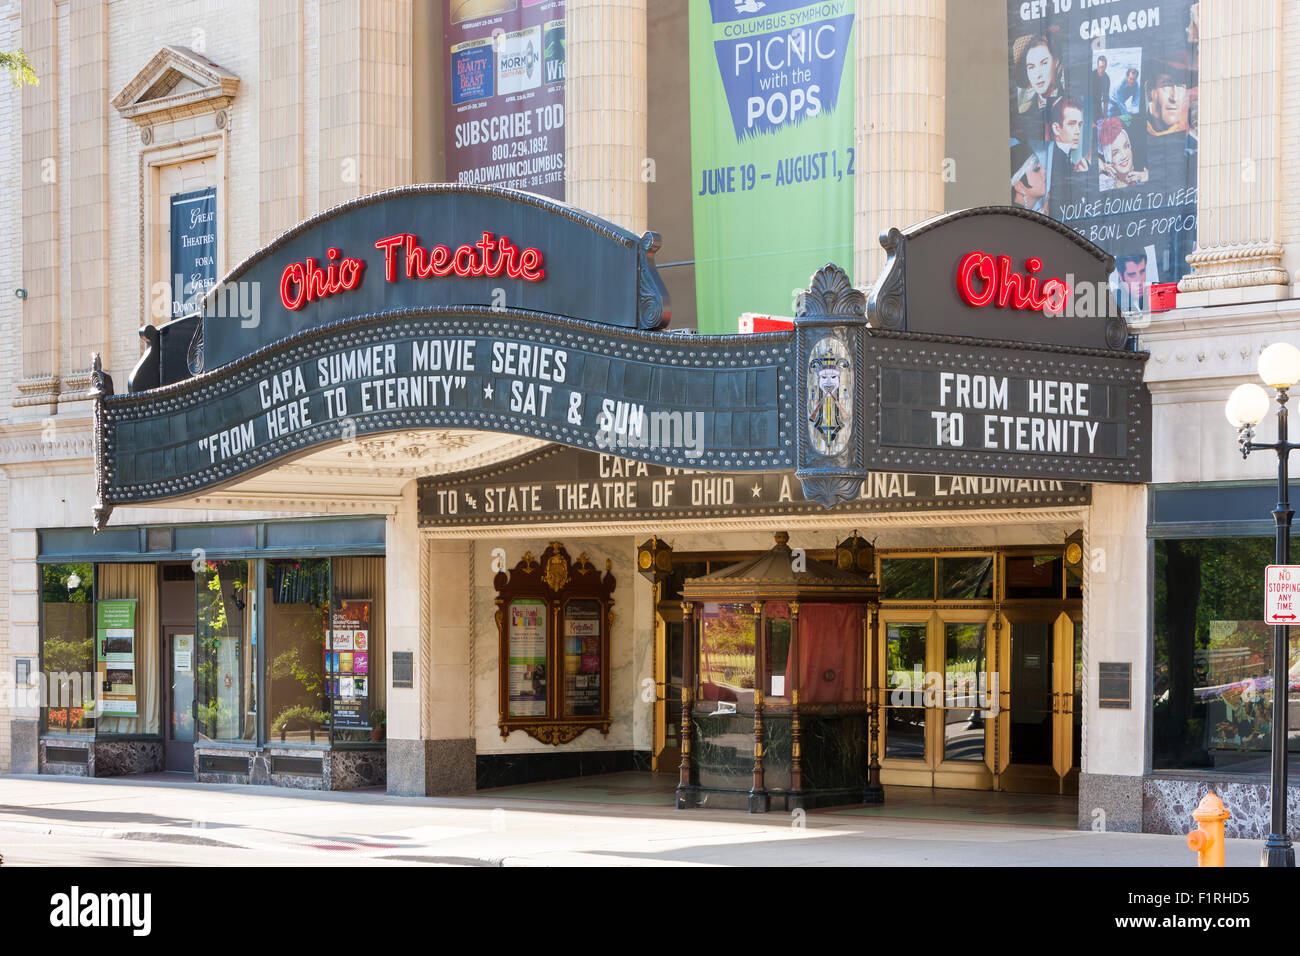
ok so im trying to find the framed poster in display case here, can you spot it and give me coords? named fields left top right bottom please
left=494, top=542, right=615, bottom=744
left=328, top=600, right=373, bottom=731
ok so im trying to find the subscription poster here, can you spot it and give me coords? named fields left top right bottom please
left=690, top=0, right=855, bottom=335
left=444, top=0, right=566, bottom=200
left=1007, top=1, right=1199, bottom=312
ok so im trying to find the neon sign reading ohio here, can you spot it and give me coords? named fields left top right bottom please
left=956, top=251, right=1071, bottom=315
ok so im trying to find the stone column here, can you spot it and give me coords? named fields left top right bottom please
left=18, top=0, right=60, bottom=413
left=565, top=0, right=647, bottom=233
left=1179, top=0, right=1287, bottom=304
left=854, top=0, right=946, bottom=288
left=7, top=528, right=39, bottom=774
left=318, top=0, right=412, bottom=211
left=66, top=0, right=109, bottom=390
left=1077, top=483, right=1148, bottom=833
left=386, top=482, right=475, bottom=795
left=259, top=0, right=305, bottom=244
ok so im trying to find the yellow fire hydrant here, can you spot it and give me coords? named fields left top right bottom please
left=1186, top=791, right=1230, bottom=867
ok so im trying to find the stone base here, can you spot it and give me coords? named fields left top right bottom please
left=39, top=738, right=163, bottom=777
left=1143, top=774, right=1300, bottom=839
left=474, top=747, right=649, bottom=789
left=1078, top=771, right=1143, bottom=832
left=10, top=719, right=38, bottom=773
left=195, top=745, right=386, bottom=790
left=387, top=738, right=476, bottom=796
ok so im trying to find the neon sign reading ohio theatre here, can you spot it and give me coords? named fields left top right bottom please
left=279, top=231, right=546, bottom=311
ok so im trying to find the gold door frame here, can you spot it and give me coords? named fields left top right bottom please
left=651, top=598, right=682, bottom=773
left=997, top=607, right=1079, bottom=794
left=879, top=609, right=934, bottom=787
left=877, top=609, right=997, bottom=790
left=933, top=610, right=998, bottom=790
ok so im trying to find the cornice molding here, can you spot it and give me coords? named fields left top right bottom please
left=0, top=430, right=95, bottom=466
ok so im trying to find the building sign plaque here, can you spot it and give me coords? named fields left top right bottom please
left=1098, top=662, right=1132, bottom=710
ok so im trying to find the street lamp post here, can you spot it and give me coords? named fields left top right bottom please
left=1225, top=342, right=1300, bottom=867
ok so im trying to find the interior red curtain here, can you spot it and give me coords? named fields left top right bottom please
left=798, top=603, right=865, bottom=703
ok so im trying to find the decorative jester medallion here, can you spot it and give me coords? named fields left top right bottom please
left=806, top=336, right=852, bottom=457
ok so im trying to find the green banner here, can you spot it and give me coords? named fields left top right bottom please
left=689, top=0, right=856, bottom=334
left=96, top=598, right=137, bottom=717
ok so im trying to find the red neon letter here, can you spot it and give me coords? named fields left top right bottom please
left=957, top=251, right=997, bottom=307
left=280, top=262, right=306, bottom=310
left=374, top=234, right=407, bottom=282
left=518, top=247, right=544, bottom=281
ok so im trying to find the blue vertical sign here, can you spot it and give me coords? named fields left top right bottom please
left=170, top=187, right=218, bottom=318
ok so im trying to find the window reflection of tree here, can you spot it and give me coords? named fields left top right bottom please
left=267, top=559, right=330, bottom=741
left=196, top=562, right=251, bottom=741
left=41, top=563, right=94, bottom=732
left=1153, top=538, right=1295, bottom=770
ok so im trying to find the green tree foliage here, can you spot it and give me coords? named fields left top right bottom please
left=1, top=50, right=38, bottom=86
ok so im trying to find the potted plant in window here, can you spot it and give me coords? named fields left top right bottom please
left=369, top=708, right=386, bottom=742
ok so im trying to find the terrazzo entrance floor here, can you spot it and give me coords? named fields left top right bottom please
left=827, top=786, right=1078, bottom=828
left=478, top=772, right=1078, bottom=827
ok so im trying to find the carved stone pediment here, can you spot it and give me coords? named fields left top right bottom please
left=112, top=46, right=240, bottom=125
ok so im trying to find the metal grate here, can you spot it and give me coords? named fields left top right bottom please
left=45, top=746, right=88, bottom=765
left=272, top=756, right=323, bottom=776
left=198, top=754, right=250, bottom=774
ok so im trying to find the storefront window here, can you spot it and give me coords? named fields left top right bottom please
left=1153, top=537, right=1300, bottom=772
left=266, top=558, right=329, bottom=743
left=330, top=557, right=386, bottom=743
left=196, top=561, right=255, bottom=741
left=96, top=564, right=161, bottom=736
left=699, top=603, right=755, bottom=714
left=41, top=563, right=95, bottom=734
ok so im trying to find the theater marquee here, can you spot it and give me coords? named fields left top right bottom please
left=418, top=445, right=1093, bottom=529
left=90, top=193, right=1149, bottom=528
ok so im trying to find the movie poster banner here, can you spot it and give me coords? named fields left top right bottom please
left=444, top=0, right=566, bottom=200
left=507, top=598, right=548, bottom=717
left=1007, top=1, right=1199, bottom=314
left=329, top=600, right=372, bottom=728
left=690, top=0, right=855, bottom=334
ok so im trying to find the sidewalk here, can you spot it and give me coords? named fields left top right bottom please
left=0, top=773, right=1254, bottom=866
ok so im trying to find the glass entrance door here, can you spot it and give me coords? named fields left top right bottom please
left=652, top=605, right=684, bottom=773
left=164, top=629, right=195, bottom=772
left=879, top=611, right=996, bottom=789
left=997, top=610, right=1080, bottom=793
